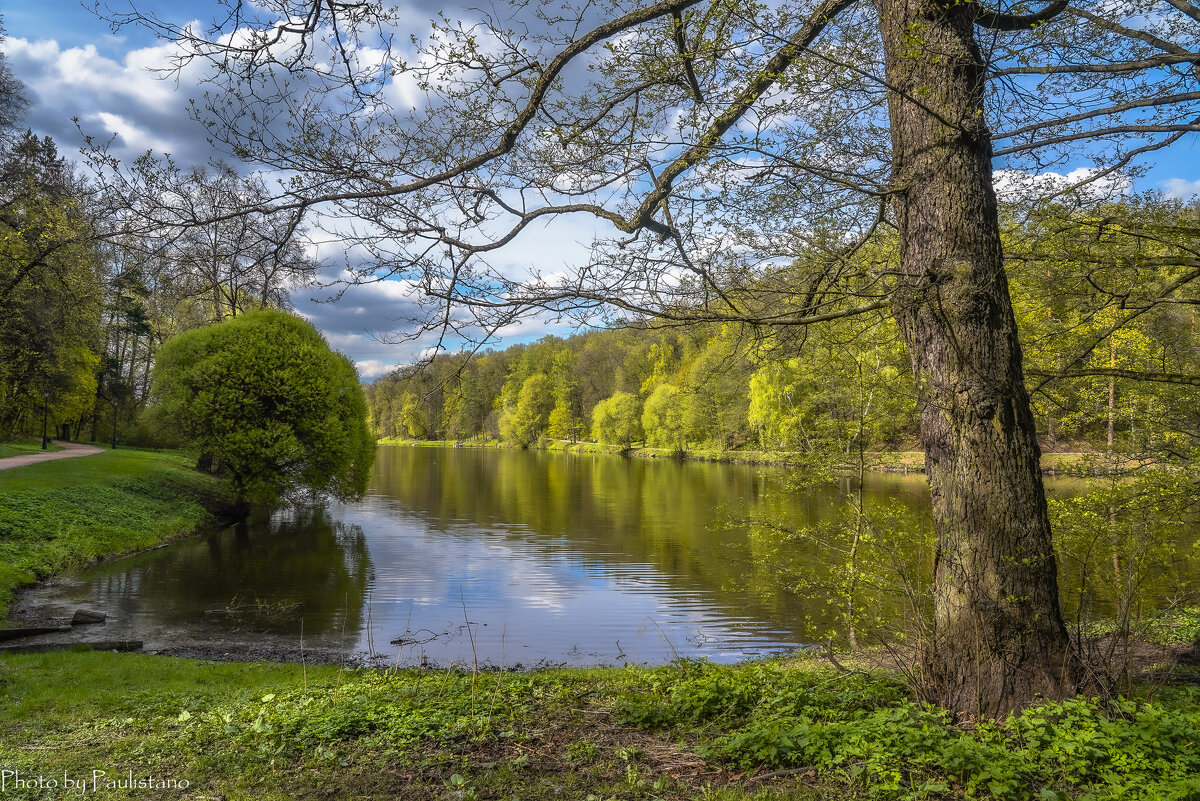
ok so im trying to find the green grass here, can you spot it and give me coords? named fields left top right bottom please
left=0, top=447, right=229, bottom=617
left=0, top=652, right=1197, bottom=800
left=0, top=437, right=65, bottom=458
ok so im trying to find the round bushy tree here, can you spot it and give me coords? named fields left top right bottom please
left=499, top=373, right=555, bottom=446
left=151, top=310, right=375, bottom=508
left=641, top=383, right=687, bottom=450
left=591, top=391, right=643, bottom=448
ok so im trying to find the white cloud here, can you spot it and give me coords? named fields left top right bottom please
left=992, top=167, right=1132, bottom=201
left=6, top=33, right=214, bottom=162
left=1162, top=178, right=1200, bottom=199
left=89, top=111, right=175, bottom=154
left=354, top=359, right=395, bottom=379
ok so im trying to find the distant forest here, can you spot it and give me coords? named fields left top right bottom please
left=4, top=115, right=1197, bottom=458
left=366, top=199, right=1200, bottom=458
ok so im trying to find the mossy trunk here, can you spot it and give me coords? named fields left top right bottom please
left=878, top=0, right=1077, bottom=717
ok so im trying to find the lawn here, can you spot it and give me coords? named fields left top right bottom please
left=0, top=446, right=229, bottom=617
left=0, top=438, right=64, bottom=459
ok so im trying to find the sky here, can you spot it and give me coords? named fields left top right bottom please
left=2, top=0, right=584, bottom=379
left=4, top=1, right=1200, bottom=378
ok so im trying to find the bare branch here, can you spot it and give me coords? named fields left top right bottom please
left=974, top=0, right=1068, bottom=31
left=672, top=10, right=705, bottom=103
left=1028, top=368, right=1200, bottom=387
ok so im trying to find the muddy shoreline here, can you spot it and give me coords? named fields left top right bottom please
left=5, top=584, right=364, bottom=665
left=5, top=578, right=598, bottom=670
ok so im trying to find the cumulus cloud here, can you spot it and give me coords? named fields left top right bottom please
left=5, top=34, right=219, bottom=163
left=992, top=167, right=1132, bottom=202
left=1162, top=178, right=1200, bottom=199
left=290, top=279, right=424, bottom=372
left=289, top=276, right=570, bottom=380
left=354, top=359, right=396, bottom=379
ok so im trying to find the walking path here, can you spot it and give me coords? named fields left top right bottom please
left=0, top=441, right=104, bottom=471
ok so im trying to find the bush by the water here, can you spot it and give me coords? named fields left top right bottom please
left=150, top=310, right=375, bottom=507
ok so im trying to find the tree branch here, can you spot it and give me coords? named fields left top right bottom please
left=1161, top=0, right=1200, bottom=25
left=974, top=0, right=1068, bottom=31
left=994, top=124, right=1200, bottom=157
left=622, top=0, right=859, bottom=232
left=672, top=10, right=705, bottom=103
left=995, top=92, right=1200, bottom=141
left=991, top=54, right=1197, bottom=77
left=1028, top=368, right=1200, bottom=387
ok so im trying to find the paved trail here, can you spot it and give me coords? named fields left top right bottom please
left=0, top=441, right=104, bottom=471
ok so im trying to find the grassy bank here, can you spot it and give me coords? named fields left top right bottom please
left=377, top=437, right=888, bottom=467
left=0, top=447, right=229, bottom=617
left=0, top=651, right=1197, bottom=800
left=376, top=438, right=1132, bottom=476
left=0, top=438, right=64, bottom=458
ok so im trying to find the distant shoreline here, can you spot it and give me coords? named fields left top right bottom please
left=377, top=438, right=1137, bottom=476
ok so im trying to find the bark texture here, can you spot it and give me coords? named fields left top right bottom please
left=877, top=0, right=1078, bottom=717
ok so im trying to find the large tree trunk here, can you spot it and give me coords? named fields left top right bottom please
left=877, top=0, right=1077, bottom=717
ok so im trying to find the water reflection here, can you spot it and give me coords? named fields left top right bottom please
left=36, top=507, right=371, bottom=651
left=33, top=446, right=939, bottom=665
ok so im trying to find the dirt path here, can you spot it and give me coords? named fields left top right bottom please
left=0, top=441, right=104, bottom=471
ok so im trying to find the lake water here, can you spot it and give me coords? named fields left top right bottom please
left=24, top=445, right=1038, bottom=666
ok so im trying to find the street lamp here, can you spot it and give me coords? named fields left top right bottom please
left=41, top=385, right=50, bottom=450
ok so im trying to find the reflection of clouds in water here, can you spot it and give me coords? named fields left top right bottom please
left=343, top=500, right=791, bottom=664
left=355, top=510, right=586, bottom=610
left=38, top=447, right=894, bottom=664
left=521, top=594, right=568, bottom=612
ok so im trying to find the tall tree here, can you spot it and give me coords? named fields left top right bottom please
left=0, top=16, right=29, bottom=145
left=0, top=132, right=103, bottom=438
left=100, top=0, right=1200, bottom=715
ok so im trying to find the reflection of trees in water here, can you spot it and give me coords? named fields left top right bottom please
left=371, top=446, right=933, bottom=633
left=87, top=505, right=371, bottom=642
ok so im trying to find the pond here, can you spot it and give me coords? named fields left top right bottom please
left=20, top=445, right=1120, bottom=666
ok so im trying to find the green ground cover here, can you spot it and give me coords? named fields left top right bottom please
left=0, top=438, right=64, bottom=458
left=0, top=447, right=228, bottom=617
left=0, top=652, right=1197, bottom=800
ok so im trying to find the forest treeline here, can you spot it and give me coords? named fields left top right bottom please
left=3, top=22, right=1198, bottom=460
left=366, top=200, right=1200, bottom=461
left=0, top=36, right=315, bottom=445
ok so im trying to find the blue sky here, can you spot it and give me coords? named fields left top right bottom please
left=5, top=1, right=1200, bottom=376
left=3, top=0, right=578, bottom=378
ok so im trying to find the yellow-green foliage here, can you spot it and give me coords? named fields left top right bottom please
left=499, top=372, right=555, bottom=446
left=642, top=383, right=688, bottom=448
left=592, top=391, right=643, bottom=446
left=151, top=310, right=375, bottom=506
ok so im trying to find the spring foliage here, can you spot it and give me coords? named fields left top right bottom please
left=150, top=310, right=374, bottom=506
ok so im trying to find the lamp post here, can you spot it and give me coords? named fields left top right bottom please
left=41, top=386, right=50, bottom=450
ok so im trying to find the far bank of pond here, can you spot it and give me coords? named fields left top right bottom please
left=16, top=443, right=1180, bottom=668
left=378, top=437, right=1136, bottom=476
